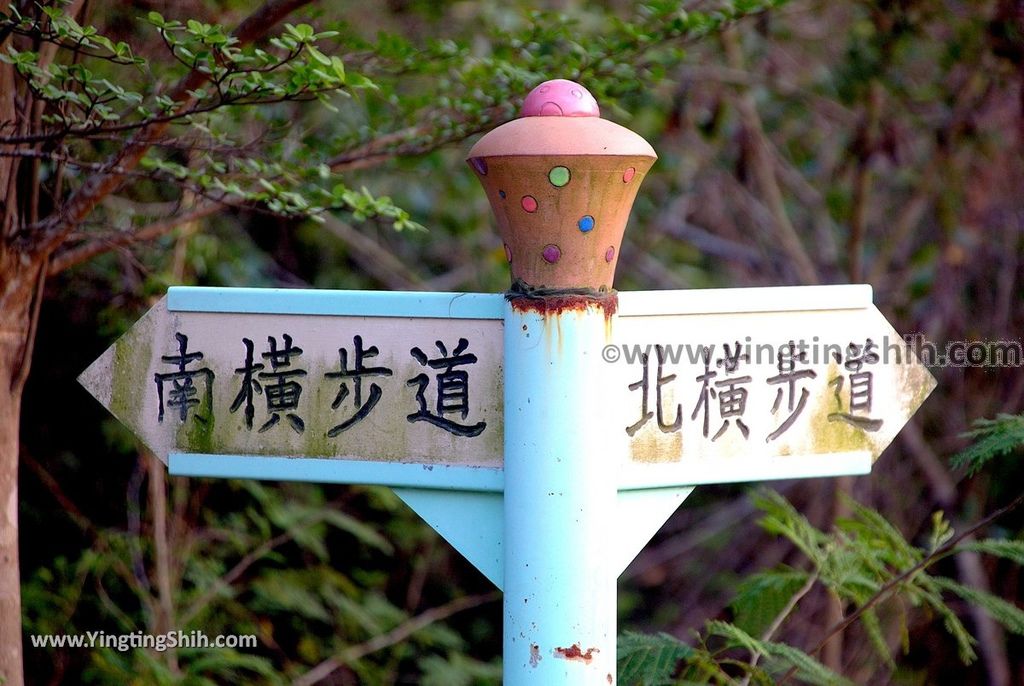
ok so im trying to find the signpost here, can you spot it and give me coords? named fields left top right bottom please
left=81, top=79, right=935, bottom=684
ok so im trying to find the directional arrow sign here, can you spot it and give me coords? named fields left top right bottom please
left=80, top=288, right=506, bottom=471
left=610, top=283, right=936, bottom=488
left=81, top=283, right=934, bottom=588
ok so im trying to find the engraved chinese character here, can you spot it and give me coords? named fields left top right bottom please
left=230, top=338, right=263, bottom=430
left=407, top=338, right=486, bottom=437
left=626, top=345, right=682, bottom=437
left=828, top=339, right=883, bottom=431
left=325, top=335, right=393, bottom=436
left=692, top=343, right=751, bottom=441
left=154, top=332, right=214, bottom=423
left=231, top=334, right=307, bottom=433
left=765, top=340, right=817, bottom=442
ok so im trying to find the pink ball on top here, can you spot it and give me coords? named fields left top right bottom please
left=520, top=79, right=600, bottom=118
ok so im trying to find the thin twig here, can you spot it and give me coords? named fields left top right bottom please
left=739, top=570, right=820, bottom=686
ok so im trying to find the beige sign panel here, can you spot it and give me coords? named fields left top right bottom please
left=80, top=299, right=504, bottom=467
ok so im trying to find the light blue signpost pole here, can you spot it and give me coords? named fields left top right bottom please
left=503, top=301, right=618, bottom=683
left=467, top=79, right=659, bottom=683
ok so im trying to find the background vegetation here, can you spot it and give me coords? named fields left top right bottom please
left=4, top=0, right=1023, bottom=684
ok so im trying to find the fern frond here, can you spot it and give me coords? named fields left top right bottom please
left=952, top=413, right=1024, bottom=475
left=931, top=576, right=1024, bottom=636
left=915, top=573, right=978, bottom=663
left=729, top=567, right=810, bottom=636
left=617, top=631, right=691, bottom=686
left=960, top=538, right=1024, bottom=566
left=753, top=489, right=830, bottom=566
left=705, top=620, right=855, bottom=686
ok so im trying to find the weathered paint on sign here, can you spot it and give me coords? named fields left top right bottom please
left=609, top=297, right=935, bottom=488
left=79, top=298, right=504, bottom=467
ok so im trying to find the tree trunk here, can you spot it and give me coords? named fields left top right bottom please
left=0, top=254, right=37, bottom=686
left=1, top=24, right=32, bottom=684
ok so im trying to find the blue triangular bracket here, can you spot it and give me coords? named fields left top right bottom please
left=612, top=487, right=694, bottom=576
left=393, top=487, right=505, bottom=589
left=393, top=483, right=694, bottom=589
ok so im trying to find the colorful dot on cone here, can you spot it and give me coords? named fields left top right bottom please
left=471, top=158, right=488, bottom=175
left=504, top=244, right=512, bottom=263
left=542, top=244, right=561, bottom=263
left=499, top=190, right=506, bottom=199
left=549, top=166, right=571, bottom=187
left=521, top=195, right=538, bottom=213
left=578, top=215, right=595, bottom=233
left=605, top=246, right=616, bottom=262
left=622, top=167, right=636, bottom=183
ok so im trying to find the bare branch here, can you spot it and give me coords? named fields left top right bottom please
left=48, top=202, right=221, bottom=274
left=321, top=214, right=422, bottom=289
left=721, top=27, right=820, bottom=286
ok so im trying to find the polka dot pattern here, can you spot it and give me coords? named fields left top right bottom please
left=471, top=157, right=488, bottom=175
left=504, top=244, right=512, bottom=263
left=548, top=166, right=571, bottom=187
left=498, top=190, right=506, bottom=199
left=605, top=246, right=616, bottom=263
left=542, top=244, right=561, bottom=264
left=521, top=195, right=538, bottom=213
left=578, top=215, right=595, bottom=233
left=622, top=167, right=636, bottom=183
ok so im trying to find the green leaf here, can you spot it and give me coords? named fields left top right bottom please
left=286, top=23, right=315, bottom=41
left=729, top=567, right=809, bottom=636
left=320, top=509, right=393, bottom=554
left=330, top=56, right=346, bottom=82
left=961, top=538, right=1024, bottom=566
left=250, top=575, right=331, bottom=622
left=916, top=575, right=978, bottom=663
left=753, top=489, right=829, bottom=566
left=306, top=45, right=331, bottom=67
left=952, top=413, right=1024, bottom=475
left=617, top=631, right=691, bottom=686
left=931, top=576, right=1024, bottom=635
left=860, top=608, right=896, bottom=669
left=764, top=641, right=855, bottom=686
left=706, top=621, right=854, bottom=686
left=345, top=72, right=378, bottom=90
left=185, top=651, right=278, bottom=679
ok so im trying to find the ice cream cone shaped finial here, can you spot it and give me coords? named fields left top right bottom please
left=467, top=79, right=656, bottom=291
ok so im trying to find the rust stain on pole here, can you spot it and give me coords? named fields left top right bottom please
left=507, top=292, right=618, bottom=319
left=553, top=643, right=601, bottom=663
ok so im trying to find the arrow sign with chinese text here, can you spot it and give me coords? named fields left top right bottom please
left=79, top=288, right=505, bottom=471
left=80, top=283, right=935, bottom=587
left=611, top=283, right=936, bottom=489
